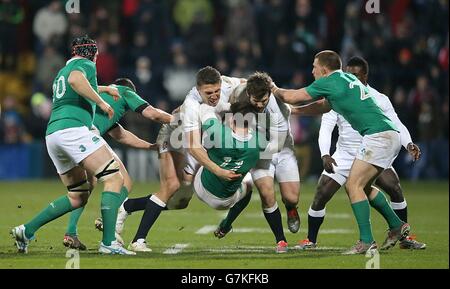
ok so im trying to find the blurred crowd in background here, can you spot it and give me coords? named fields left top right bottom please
left=0, top=0, right=448, bottom=180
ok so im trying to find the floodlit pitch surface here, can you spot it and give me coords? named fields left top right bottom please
left=0, top=181, right=448, bottom=269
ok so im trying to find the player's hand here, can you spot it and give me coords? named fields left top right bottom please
left=148, top=143, right=159, bottom=151
left=216, top=168, right=242, bottom=181
left=407, top=142, right=421, bottom=161
left=270, top=82, right=279, bottom=95
left=322, top=155, right=337, bottom=173
left=106, top=86, right=121, bottom=101
left=99, top=101, right=114, bottom=119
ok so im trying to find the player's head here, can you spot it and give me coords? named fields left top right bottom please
left=346, top=56, right=369, bottom=85
left=71, top=36, right=98, bottom=63
left=229, top=101, right=257, bottom=132
left=313, top=50, right=342, bottom=80
left=247, top=72, right=272, bottom=113
left=196, top=66, right=222, bottom=107
left=114, top=78, right=137, bottom=92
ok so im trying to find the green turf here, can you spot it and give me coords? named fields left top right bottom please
left=0, top=180, right=448, bottom=269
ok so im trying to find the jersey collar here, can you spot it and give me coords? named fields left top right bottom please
left=66, top=56, right=85, bottom=65
left=328, top=69, right=343, bottom=77
left=231, top=131, right=253, bottom=142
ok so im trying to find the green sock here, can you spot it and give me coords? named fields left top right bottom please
left=221, top=190, right=252, bottom=230
left=118, top=186, right=129, bottom=205
left=66, top=206, right=85, bottom=236
left=351, top=199, right=374, bottom=244
left=369, top=190, right=404, bottom=229
left=101, top=191, right=120, bottom=246
left=25, top=195, right=74, bottom=239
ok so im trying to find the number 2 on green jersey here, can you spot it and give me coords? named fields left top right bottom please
left=340, top=73, right=371, bottom=100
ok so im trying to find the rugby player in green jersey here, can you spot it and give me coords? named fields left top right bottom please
left=11, top=36, right=135, bottom=255
left=63, top=78, right=172, bottom=250
left=193, top=101, right=267, bottom=234
left=271, top=50, right=410, bottom=255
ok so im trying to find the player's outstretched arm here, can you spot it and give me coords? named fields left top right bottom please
left=271, top=83, right=313, bottom=105
left=141, top=105, right=173, bottom=124
left=108, top=124, right=157, bottom=150
left=187, top=129, right=241, bottom=181
left=98, top=85, right=121, bottom=101
left=68, top=70, right=114, bottom=119
left=290, top=99, right=331, bottom=116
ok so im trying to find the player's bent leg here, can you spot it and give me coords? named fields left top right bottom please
left=80, top=146, right=134, bottom=255
left=12, top=166, right=88, bottom=253
left=375, top=168, right=408, bottom=222
left=63, top=168, right=91, bottom=250
left=279, top=181, right=301, bottom=233
left=343, top=159, right=381, bottom=254
left=297, top=175, right=342, bottom=250
left=254, top=177, right=288, bottom=252
left=157, top=151, right=183, bottom=205
left=215, top=182, right=253, bottom=239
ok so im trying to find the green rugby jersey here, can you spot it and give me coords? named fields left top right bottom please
left=200, top=118, right=267, bottom=199
left=94, top=85, right=149, bottom=135
left=305, top=70, right=398, bottom=136
left=46, top=57, right=98, bottom=136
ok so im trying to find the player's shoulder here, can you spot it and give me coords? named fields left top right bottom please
left=221, top=75, right=242, bottom=88
left=230, top=83, right=248, bottom=104
left=368, top=85, right=392, bottom=106
left=184, top=86, right=202, bottom=104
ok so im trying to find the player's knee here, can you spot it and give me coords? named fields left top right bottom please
left=95, top=159, right=123, bottom=191
left=67, top=180, right=91, bottom=208
left=172, top=198, right=191, bottom=210
left=384, top=183, right=404, bottom=202
left=344, top=181, right=357, bottom=195
left=260, top=193, right=276, bottom=208
left=166, top=178, right=181, bottom=195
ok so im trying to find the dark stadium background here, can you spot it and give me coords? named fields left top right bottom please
left=0, top=0, right=448, bottom=181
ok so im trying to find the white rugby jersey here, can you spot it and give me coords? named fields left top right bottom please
left=319, top=84, right=413, bottom=157
left=181, top=76, right=242, bottom=133
left=230, top=83, right=293, bottom=152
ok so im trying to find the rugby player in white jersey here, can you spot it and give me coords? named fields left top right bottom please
left=121, top=67, right=244, bottom=251
left=291, top=56, right=425, bottom=250
left=217, top=72, right=301, bottom=253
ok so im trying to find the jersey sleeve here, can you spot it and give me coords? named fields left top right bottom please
left=221, top=76, right=242, bottom=91
left=379, top=95, right=413, bottom=149
left=124, top=89, right=149, bottom=112
left=73, top=59, right=96, bottom=80
left=200, top=104, right=222, bottom=140
left=305, top=77, right=333, bottom=100
left=182, top=98, right=201, bottom=132
left=319, top=110, right=338, bottom=157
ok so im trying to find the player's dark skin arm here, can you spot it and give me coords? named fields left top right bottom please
left=290, top=99, right=332, bottom=116
left=108, top=124, right=157, bottom=150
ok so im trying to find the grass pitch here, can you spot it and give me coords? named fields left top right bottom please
left=0, top=180, right=448, bottom=269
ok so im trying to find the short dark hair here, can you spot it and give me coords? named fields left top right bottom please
left=246, top=72, right=272, bottom=100
left=196, top=66, right=221, bottom=86
left=346, top=56, right=369, bottom=76
left=230, top=101, right=257, bottom=128
left=71, top=35, right=97, bottom=61
left=114, top=78, right=136, bottom=92
left=314, top=50, right=342, bottom=71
